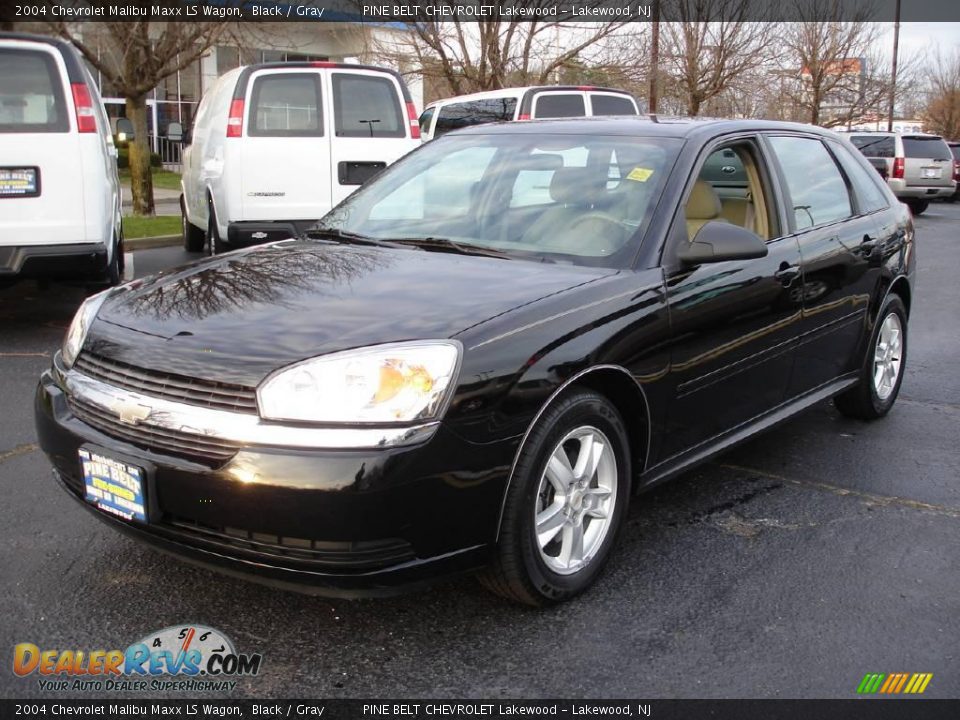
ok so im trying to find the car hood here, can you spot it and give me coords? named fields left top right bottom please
left=86, top=241, right=613, bottom=386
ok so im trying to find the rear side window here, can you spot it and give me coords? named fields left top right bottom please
left=249, top=73, right=322, bottom=137
left=434, top=98, right=518, bottom=137
left=0, top=48, right=68, bottom=133
left=332, top=73, right=404, bottom=138
left=849, top=135, right=895, bottom=158
left=534, top=93, right=586, bottom=119
left=591, top=94, right=636, bottom=116
left=902, top=136, right=952, bottom=160
left=768, top=136, right=852, bottom=231
left=830, top=142, right=890, bottom=214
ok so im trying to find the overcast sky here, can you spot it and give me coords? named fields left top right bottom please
left=879, top=22, right=960, bottom=62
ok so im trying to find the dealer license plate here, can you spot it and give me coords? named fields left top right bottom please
left=0, top=167, right=38, bottom=197
left=80, top=448, right=147, bottom=523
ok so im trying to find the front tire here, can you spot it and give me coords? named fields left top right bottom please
left=835, top=294, right=907, bottom=420
left=480, top=390, right=631, bottom=606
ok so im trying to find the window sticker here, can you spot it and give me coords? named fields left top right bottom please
left=626, top=167, right=654, bottom=182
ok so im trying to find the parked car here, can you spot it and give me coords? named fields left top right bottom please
left=845, top=131, right=956, bottom=215
left=947, top=141, right=960, bottom=201
left=0, top=32, right=122, bottom=286
left=37, top=117, right=914, bottom=605
left=180, top=62, right=420, bottom=255
left=418, top=86, right=639, bottom=141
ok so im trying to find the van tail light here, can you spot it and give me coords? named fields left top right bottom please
left=405, top=101, right=420, bottom=139
left=310, top=61, right=335, bottom=68
left=70, top=83, right=97, bottom=133
left=892, top=157, right=905, bottom=179
left=226, top=99, right=244, bottom=138
left=517, top=113, right=531, bottom=121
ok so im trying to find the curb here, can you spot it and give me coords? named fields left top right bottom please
left=125, top=235, right=183, bottom=251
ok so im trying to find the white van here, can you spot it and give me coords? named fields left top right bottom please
left=0, top=32, right=123, bottom=285
left=181, top=62, right=420, bottom=253
left=418, top=86, right=640, bottom=142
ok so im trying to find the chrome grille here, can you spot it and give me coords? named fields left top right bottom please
left=75, top=352, right=258, bottom=413
left=69, top=396, right=241, bottom=463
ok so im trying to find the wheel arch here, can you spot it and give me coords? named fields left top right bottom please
left=494, top=364, right=651, bottom=541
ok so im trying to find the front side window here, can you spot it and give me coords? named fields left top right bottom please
left=768, top=136, right=852, bottom=231
left=317, top=133, right=680, bottom=267
left=249, top=73, right=322, bottom=136
left=332, top=73, right=404, bottom=138
left=418, top=106, right=435, bottom=135
left=534, top=93, right=586, bottom=119
left=0, top=49, right=68, bottom=133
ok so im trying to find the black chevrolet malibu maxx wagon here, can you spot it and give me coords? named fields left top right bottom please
left=36, top=117, right=915, bottom=605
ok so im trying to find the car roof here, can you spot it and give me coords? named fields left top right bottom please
left=445, top=115, right=841, bottom=140
left=426, top=85, right=634, bottom=109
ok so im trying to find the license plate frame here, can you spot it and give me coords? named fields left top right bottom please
left=80, top=447, right=150, bottom=523
left=0, top=166, right=40, bottom=198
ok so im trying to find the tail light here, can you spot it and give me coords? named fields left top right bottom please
left=517, top=113, right=531, bottom=121
left=405, top=101, right=420, bottom=139
left=226, top=99, right=244, bottom=138
left=310, top=61, right=336, bottom=68
left=892, top=157, right=905, bottom=179
left=70, top=83, right=97, bottom=133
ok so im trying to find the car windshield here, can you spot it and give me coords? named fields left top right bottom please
left=314, top=132, right=681, bottom=267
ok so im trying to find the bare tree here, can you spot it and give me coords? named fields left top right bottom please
left=50, top=20, right=231, bottom=215
left=923, top=49, right=960, bottom=139
left=661, top=0, right=773, bottom=116
left=364, top=8, right=633, bottom=101
left=777, top=0, right=891, bottom=126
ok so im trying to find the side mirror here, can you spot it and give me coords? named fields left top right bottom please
left=116, top=117, right=134, bottom=142
left=182, top=127, right=193, bottom=146
left=677, top=221, right=768, bottom=264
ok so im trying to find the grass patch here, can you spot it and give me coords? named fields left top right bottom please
left=122, top=215, right=181, bottom=239
left=119, top=168, right=182, bottom=191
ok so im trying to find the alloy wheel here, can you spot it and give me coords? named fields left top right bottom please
left=874, top=312, right=903, bottom=401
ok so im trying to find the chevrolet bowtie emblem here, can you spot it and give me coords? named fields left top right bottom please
left=109, top=399, right=152, bottom=425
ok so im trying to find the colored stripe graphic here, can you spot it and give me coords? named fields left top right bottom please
left=857, top=672, right=932, bottom=694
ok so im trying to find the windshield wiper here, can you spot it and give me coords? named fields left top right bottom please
left=390, top=237, right=513, bottom=259
left=303, top=228, right=404, bottom=248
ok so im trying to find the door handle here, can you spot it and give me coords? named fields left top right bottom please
left=774, top=264, right=800, bottom=286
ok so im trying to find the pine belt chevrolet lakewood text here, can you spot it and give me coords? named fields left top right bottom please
left=35, top=117, right=915, bottom=605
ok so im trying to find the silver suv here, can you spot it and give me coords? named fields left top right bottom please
left=846, top=131, right=955, bottom=215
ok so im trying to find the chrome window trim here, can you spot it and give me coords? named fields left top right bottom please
left=62, top=370, right=439, bottom=450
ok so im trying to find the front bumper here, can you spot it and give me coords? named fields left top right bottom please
left=35, top=367, right=518, bottom=596
left=0, top=242, right=107, bottom=280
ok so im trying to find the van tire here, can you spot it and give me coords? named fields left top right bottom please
left=100, top=230, right=122, bottom=287
left=182, top=197, right=205, bottom=252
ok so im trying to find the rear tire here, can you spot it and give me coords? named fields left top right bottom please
left=182, top=197, right=205, bottom=252
left=907, top=200, right=928, bottom=216
left=479, top=390, right=631, bottom=606
left=835, top=294, right=907, bottom=420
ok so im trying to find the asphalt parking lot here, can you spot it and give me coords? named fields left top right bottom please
left=1, top=204, right=958, bottom=700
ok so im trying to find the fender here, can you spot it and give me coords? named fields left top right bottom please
left=494, top=364, right=652, bottom=540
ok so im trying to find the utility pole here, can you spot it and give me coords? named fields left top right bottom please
left=649, top=5, right=660, bottom=114
left=887, top=0, right=901, bottom=132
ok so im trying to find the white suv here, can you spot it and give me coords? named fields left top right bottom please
left=180, top=62, right=420, bottom=254
left=0, top=32, right=122, bottom=285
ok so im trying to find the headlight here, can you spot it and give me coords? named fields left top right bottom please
left=257, top=341, right=461, bottom=424
left=61, top=290, right=111, bottom=370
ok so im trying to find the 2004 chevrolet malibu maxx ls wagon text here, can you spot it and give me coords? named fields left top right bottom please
left=36, top=117, right=915, bottom=605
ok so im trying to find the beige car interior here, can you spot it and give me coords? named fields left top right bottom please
left=685, top=145, right=772, bottom=243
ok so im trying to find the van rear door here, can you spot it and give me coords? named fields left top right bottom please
left=238, top=69, right=331, bottom=222
left=0, top=42, right=86, bottom=246
left=325, top=68, right=418, bottom=206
